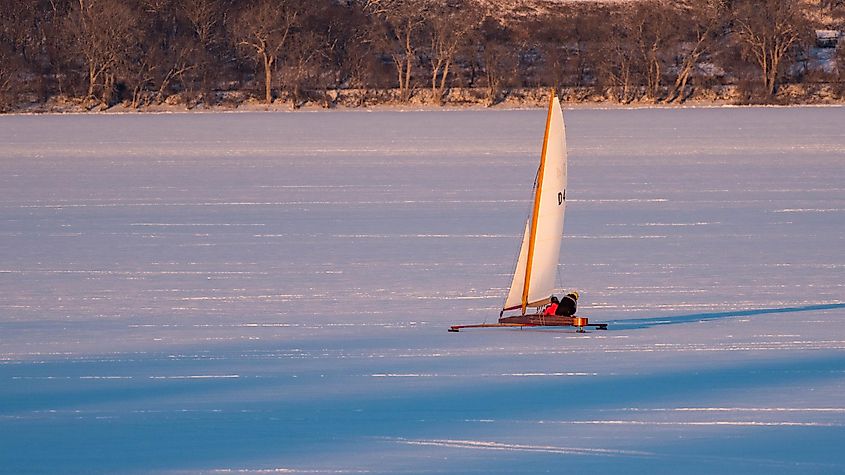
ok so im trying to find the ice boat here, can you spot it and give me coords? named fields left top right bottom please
left=450, top=91, right=606, bottom=333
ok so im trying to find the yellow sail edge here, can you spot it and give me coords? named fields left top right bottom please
left=520, top=89, right=556, bottom=315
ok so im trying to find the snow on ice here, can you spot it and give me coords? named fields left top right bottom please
left=1, top=107, right=844, bottom=474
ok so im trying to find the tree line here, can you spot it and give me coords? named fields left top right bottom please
left=1, top=0, right=843, bottom=112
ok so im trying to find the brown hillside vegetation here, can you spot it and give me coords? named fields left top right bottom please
left=0, top=0, right=844, bottom=112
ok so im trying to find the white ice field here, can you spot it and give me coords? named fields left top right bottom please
left=1, top=107, right=844, bottom=474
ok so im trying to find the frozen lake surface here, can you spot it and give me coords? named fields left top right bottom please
left=1, top=107, right=844, bottom=473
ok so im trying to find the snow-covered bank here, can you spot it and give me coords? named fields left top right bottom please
left=1, top=108, right=843, bottom=473
left=9, top=85, right=845, bottom=115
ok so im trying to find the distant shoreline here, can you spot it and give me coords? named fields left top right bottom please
left=6, top=85, right=845, bottom=115
left=5, top=100, right=845, bottom=116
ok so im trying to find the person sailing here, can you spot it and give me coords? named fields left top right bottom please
left=555, top=291, right=579, bottom=316
left=543, top=296, right=559, bottom=315
left=544, top=291, right=579, bottom=316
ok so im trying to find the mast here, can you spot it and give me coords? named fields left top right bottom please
left=520, top=90, right=556, bottom=315
left=501, top=89, right=566, bottom=316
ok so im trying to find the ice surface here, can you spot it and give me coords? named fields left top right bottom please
left=1, top=107, right=844, bottom=474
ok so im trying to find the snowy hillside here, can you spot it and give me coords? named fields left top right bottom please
left=478, top=0, right=641, bottom=20
left=1, top=106, right=844, bottom=473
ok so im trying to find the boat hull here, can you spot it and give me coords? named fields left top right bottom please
left=499, top=314, right=582, bottom=326
left=449, top=314, right=607, bottom=333
left=448, top=315, right=606, bottom=332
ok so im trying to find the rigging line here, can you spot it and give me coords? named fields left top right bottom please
left=556, top=261, right=564, bottom=297
left=556, top=221, right=566, bottom=295
left=500, top=164, right=541, bottom=317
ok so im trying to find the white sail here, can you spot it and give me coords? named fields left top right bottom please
left=503, top=94, right=567, bottom=313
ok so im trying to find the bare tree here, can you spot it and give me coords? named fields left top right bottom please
left=820, top=0, right=845, bottom=20
left=593, top=15, right=640, bottom=103
left=481, top=42, right=516, bottom=106
left=362, top=0, right=427, bottom=102
left=585, top=3, right=680, bottom=103
left=183, top=0, right=221, bottom=47
left=281, top=0, right=356, bottom=108
left=664, top=0, right=726, bottom=103
left=0, top=0, right=39, bottom=64
left=64, top=0, right=142, bottom=106
left=733, top=0, right=807, bottom=97
left=0, top=2, right=23, bottom=110
left=630, top=2, right=670, bottom=101
left=529, top=7, right=581, bottom=93
left=423, top=1, right=481, bottom=104
left=153, top=35, right=197, bottom=104
left=181, top=0, right=225, bottom=102
left=282, top=30, right=326, bottom=107
left=0, top=42, right=19, bottom=111
left=569, top=8, right=607, bottom=90
left=471, top=17, right=516, bottom=106
left=230, top=0, right=300, bottom=105
left=331, top=10, right=382, bottom=105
